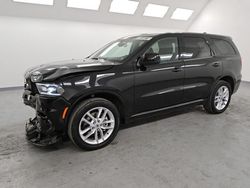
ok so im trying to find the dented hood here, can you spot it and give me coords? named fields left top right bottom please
left=24, top=58, right=119, bottom=81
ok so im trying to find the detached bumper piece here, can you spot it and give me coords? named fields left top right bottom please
left=26, top=117, right=62, bottom=147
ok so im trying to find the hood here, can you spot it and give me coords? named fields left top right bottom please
left=25, top=58, right=120, bottom=81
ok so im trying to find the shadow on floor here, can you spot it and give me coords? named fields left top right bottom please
left=24, top=105, right=206, bottom=152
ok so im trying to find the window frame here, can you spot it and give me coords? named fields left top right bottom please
left=210, top=38, right=237, bottom=57
left=141, top=36, right=181, bottom=66
left=179, top=35, right=214, bottom=61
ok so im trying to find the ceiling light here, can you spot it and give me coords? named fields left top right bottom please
left=143, top=4, right=169, bottom=18
left=171, top=8, right=194, bottom=21
left=110, top=0, right=139, bottom=15
left=13, top=0, right=53, bottom=5
left=67, top=0, right=101, bottom=10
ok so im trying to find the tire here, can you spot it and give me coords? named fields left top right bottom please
left=68, top=98, right=120, bottom=150
left=204, top=80, right=232, bottom=114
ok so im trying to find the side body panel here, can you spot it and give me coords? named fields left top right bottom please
left=58, top=63, right=135, bottom=119
left=208, top=36, right=242, bottom=93
left=133, top=35, right=185, bottom=114
left=134, top=61, right=184, bottom=114
left=179, top=34, right=223, bottom=102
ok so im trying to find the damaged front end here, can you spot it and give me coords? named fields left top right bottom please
left=25, top=117, right=62, bottom=146
left=22, top=79, right=69, bottom=147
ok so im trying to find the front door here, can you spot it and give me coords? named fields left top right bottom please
left=134, top=36, right=184, bottom=115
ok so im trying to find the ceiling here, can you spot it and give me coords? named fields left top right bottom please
left=0, top=0, right=211, bottom=30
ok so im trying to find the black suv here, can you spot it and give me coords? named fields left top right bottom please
left=23, top=33, right=242, bottom=150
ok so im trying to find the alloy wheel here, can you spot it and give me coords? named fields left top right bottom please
left=214, top=86, right=230, bottom=111
left=78, top=107, right=115, bottom=145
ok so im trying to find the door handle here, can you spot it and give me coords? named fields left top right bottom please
left=212, top=62, right=220, bottom=67
left=172, top=67, right=183, bottom=72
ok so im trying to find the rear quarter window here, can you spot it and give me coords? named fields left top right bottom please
left=211, top=38, right=236, bottom=56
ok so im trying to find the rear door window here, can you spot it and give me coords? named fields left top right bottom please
left=211, top=38, right=236, bottom=56
left=181, top=37, right=212, bottom=59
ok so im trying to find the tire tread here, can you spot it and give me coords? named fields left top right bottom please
left=204, top=80, right=232, bottom=114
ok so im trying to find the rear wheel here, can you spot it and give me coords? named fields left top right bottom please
left=204, top=80, right=232, bottom=114
left=68, top=98, right=120, bottom=150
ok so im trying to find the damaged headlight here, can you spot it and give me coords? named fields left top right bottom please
left=31, top=71, right=43, bottom=83
left=36, top=83, right=64, bottom=96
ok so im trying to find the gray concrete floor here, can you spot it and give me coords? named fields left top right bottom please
left=0, top=83, right=250, bottom=188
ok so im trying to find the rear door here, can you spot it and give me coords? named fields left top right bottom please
left=210, top=37, right=242, bottom=90
left=180, top=35, right=222, bottom=102
left=134, top=36, right=184, bottom=114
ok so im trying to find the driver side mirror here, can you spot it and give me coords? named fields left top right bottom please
left=141, top=53, right=161, bottom=66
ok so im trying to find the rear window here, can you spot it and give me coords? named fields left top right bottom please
left=181, top=37, right=212, bottom=59
left=211, top=38, right=236, bottom=56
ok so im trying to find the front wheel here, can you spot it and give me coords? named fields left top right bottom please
left=68, top=98, right=120, bottom=150
left=204, top=80, right=232, bottom=114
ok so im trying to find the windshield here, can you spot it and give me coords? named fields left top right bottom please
left=89, top=36, right=152, bottom=62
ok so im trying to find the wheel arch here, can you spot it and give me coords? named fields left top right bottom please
left=219, top=75, right=235, bottom=92
left=65, top=90, right=127, bottom=130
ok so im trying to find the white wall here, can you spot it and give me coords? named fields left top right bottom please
left=0, top=16, right=178, bottom=88
left=188, top=0, right=250, bottom=82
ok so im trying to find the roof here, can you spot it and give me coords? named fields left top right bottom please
left=137, top=32, right=232, bottom=40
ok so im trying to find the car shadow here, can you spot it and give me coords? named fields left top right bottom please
left=24, top=105, right=206, bottom=152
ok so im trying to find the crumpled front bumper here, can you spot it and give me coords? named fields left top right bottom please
left=26, top=117, right=62, bottom=146
left=23, top=90, right=70, bottom=146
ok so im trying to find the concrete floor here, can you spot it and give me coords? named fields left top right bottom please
left=0, top=83, right=250, bottom=188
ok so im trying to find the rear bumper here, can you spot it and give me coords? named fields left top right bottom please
left=233, top=79, right=241, bottom=94
left=23, top=90, right=70, bottom=146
